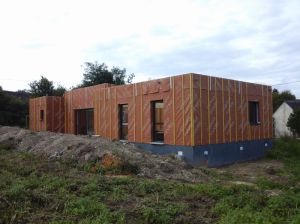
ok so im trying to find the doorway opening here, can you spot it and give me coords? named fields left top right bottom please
left=75, top=109, right=94, bottom=135
left=152, top=101, right=164, bottom=142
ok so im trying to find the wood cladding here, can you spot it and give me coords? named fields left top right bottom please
left=29, top=96, right=64, bottom=133
left=29, top=73, right=273, bottom=146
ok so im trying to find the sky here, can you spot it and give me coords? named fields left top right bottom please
left=0, top=0, right=299, bottom=97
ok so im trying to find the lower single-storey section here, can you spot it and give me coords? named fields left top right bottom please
left=29, top=73, right=274, bottom=167
left=134, top=139, right=273, bottom=167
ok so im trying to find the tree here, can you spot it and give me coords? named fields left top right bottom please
left=80, top=62, right=135, bottom=87
left=0, top=86, right=28, bottom=127
left=29, top=76, right=66, bottom=97
left=53, top=85, right=66, bottom=97
left=287, top=108, right=300, bottom=136
left=272, top=89, right=296, bottom=112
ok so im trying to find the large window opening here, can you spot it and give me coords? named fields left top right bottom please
left=75, top=109, right=94, bottom=135
left=152, top=101, right=164, bottom=142
left=119, top=104, right=128, bottom=140
left=249, top=101, right=260, bottom=125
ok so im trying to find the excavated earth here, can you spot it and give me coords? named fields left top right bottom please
left=0, top=126, right=210, bottom=183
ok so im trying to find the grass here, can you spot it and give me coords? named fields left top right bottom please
left=267, top=136, right=300, bottom=182
left=0, top=137, right=300, bottom=223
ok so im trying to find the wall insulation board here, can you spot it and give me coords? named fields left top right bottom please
left=29, top=73, right=273, bottom=147
left=93, top=75, right=187, bottom=145
left=64, top=83, right=114, bottom=134
left=29, top=96, right=64, bottom=133
left=29, top=96, right=47, bottom=132
left=192, top=74, right=272, bottom=146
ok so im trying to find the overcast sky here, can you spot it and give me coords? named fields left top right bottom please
left=0, top=0, right=299, bottom=97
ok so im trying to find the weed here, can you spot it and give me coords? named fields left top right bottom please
left=266, top=191, right=300, bottom=218
left=1, top=139, right=300, bottom=223
left=42, top=175, right=68, bottom=192
left=256, top=178, right=286, bottom=190
left=110, top=187, right=128, bottom=202
left=141, top=201, right=187, bottom=224
left=267, top=138, right=300, bottom=181
left=135, top=180, right=165, bottom=195
left=64, top=197, right=125, bottom=223
left=64, top=197, right=107, bottom=216
left=217, top=208, right=279, bottom=224
left=5, top=181, right=27, bottom=201
left=49, top=221, right=74, bottom=224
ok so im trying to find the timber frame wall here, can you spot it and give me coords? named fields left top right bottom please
left=29, top=96, right=64, bottom=133
left=29, top=73, right=273, bottom=147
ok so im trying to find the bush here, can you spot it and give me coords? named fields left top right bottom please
left=287, top=108, right=300, bottom=136
left=267, top=138, right=300, bottom=160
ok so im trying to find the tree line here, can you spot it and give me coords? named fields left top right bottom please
left=29, top=62, right=135, bottom=97
left=0, top=62, right=134, bottom=127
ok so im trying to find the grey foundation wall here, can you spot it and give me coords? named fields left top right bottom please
left=134, top=139, right=273, bottom=167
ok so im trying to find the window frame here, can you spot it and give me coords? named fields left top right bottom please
left=248, top=101, right=260, bottom=126
left=119, top=104, right=129, bottom=140
left=151, top=100, right=164, bottom=142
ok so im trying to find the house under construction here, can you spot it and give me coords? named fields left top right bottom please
left=29, top=73, right=273, bottom=167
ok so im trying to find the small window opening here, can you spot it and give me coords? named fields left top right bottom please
left=152, top=101, right=164, bottom=142
left=249, top=101, right=260, bottom=125
left=119, top=104, right=128, bottom=140
left=40, top=110, right=44, bottom=121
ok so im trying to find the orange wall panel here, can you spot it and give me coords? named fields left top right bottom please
left=191, top=73, right=272, bottom=145
left=30, top=73, right=272, bottom=147
left=29, top=96, right=64, bottom=133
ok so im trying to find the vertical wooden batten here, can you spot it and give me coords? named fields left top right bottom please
left=234, top=81, right=238, bottom=142
left=172, top=77, right=176, bottom=145
left=208, top=77, right=211, bottom=144
left=228, top=80, right=232, bottom=142
left=241, top=82, right=244, bottom=141
left=190, top=74, right=194, bottom=146
left=222, top=79, right=225, bottom=143
left=199, top=76, right=203, bottom=145
left=141, top=84, right=143, bottom=142
left=215, top=77, right=218, bottom=144
left=181, top=75, right=185, bottom=145
left=133, top=84, right=136, bottom=142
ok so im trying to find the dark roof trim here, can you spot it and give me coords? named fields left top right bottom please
left=285, top=100, right=300, bottom=110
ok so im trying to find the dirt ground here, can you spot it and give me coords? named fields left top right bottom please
left=213, top=159, right=287, bottom=185
left=0, top=126, right=284, bottom=184
left=0, top=126, right=210, bottom=183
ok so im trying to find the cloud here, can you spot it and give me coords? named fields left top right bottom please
left=0, top=0, right=299, bottom=98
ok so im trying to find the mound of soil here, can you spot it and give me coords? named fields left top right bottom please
left=0, top=126, right=209, bottom=183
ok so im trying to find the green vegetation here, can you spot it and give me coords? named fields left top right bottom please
left=0, top=138, right=300, bottom=223
left=272, top=89, right=296, bottom=112
left=0, top=86, right=28, bottom=127
left=29, top=76, right=66, bottom=97
left=79, top=62, right=135, bottom=88
left=268, top=137, right=300, bottom=182
left=287, top=108, right=300, bottom=136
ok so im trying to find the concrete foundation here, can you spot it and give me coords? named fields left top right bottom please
left=134, top=139, right=273, bottom=167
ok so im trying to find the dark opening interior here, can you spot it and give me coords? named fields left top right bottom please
left=152, top=100, right=164, bottom=142
left=75, top=109, right=94, bottom=135
left=249, top=101, right=260, bottom=125
left=119, top=104, right=128, bottom=140
left=40, top=110, right=44, bottom=121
